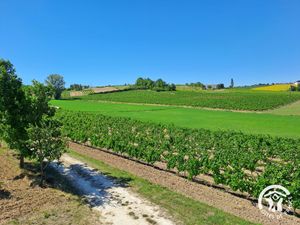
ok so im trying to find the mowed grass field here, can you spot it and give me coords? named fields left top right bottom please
left=77, top=89, right=300, bottom=111
left=52, top=100, right=300, bottom=138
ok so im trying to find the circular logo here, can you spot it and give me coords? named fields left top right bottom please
left=258, top=185, right=293, bottom=220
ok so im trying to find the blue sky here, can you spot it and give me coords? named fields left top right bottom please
left=1, top=0, right=299, bottom=87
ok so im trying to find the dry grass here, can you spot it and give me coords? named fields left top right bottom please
left=0, top=148, right=101, bottom=225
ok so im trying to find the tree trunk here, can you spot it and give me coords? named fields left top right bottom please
left=19, top=155, right=24, bottom=168
left=40, top=161, right=44, bottom=187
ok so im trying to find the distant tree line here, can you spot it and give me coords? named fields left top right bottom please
left=185, top=82, right=225, bottom=90
left=134, top=77, right=176, bottom=91
left=185, top=82, right=206, bottom=89
left=68, top=84, right=90, bottom=91
left=236, top=83, right=270, bottom=88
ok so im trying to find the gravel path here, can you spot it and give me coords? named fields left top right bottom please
left=69, top=142, right=300, bottom=225
left=51, top=154, right=176, bottom=225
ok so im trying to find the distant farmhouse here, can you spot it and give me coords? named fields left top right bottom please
left=294, top=81, right=300, bottom=86
left=206, top=84, right=218, bottom=89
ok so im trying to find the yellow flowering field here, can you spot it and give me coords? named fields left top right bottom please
left=253, top=84, right=291, bottom=91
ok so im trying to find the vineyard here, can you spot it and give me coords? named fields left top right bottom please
left=51, top=99, right=300, bottom=138
left=78, top=90, right=300, bottom=111
left=56, top=110, right=300, bottom=210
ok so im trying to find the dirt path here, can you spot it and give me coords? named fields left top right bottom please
left=51, top=154, right=176, bottom=225
left=69, top=142, right=300, bottom=225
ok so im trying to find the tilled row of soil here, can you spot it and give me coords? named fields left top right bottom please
left=69, top=142, right=300, bottom=225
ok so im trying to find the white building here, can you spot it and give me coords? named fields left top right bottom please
left=294, top=81, right=300, bottom=86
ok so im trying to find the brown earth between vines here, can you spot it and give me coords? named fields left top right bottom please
left=69, top=142, right=300, bottom=225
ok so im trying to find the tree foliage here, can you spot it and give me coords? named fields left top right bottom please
left=216, top=83, right=225, bottom=89
left=26, top=116, right=66, bottom=185
left=45, top=74, right=65, bottom=99
left=230, top=78, right=234, bottom=88
left=134, top=77, right=176, bottom=91
left=26, top=80, right=55, bottom=123
left=185, top=82, right=206, bottom=89
left=0, top=59, right=31, bottom=167
left=69, top=84, right=90, bottom=91
left=0, top=60, right=66, bottom=177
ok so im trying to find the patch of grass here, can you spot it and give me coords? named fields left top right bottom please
left=268, top=100, right=300, bottom=116
left=68, top=150, right=259, bottom=225
left=52, top=100, right=300, bottom=138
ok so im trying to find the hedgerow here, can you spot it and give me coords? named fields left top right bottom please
left=56, top=110, right=300, bottom=209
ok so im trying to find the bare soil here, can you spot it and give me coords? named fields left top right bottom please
left=69, top=142, right=300, bottom=225
left=0, top=148, right=101, bottom=225
left=70, top=87, right=119, bottom=97
left=92, top=87, right=119, bottom=93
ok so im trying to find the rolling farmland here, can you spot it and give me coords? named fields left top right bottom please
left=56, top=110, right=300, bottom=210
left=77, top=90, right=300, bottom=111
left=252, top=84, right=292, bottom=91
left=52, top=100, right=300, bottom=138
left=52, top=88, right=300, bottom=216
left=3, top=1, right=300, bottom=224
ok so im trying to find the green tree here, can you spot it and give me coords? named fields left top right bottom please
left=45, top=74, right=65, bottom=99
left=135, top=77, right=145, bottom=88
left=26, top=81, right=66, bottom=186
left=27, top=116, right=66, bottom=186
left=155, top=79, right=166, bottom=88
left=216, top=83, right=225, bottom=89
left=0, top=59, right=30, bottom=168
left=135, top=77, right=175, bottom=91
left=230, top=78, right=234, bottom=88
left=145, top=78, right=154, bottom=89
left=290, top=85, right=296, bottom=92
left=70, top=84, right=83, bottom=91
left=26, top=80, right=55, bottom=123
left=170, top=83, right=176, bottom=91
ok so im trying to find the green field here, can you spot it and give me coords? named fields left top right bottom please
left=52, top=100, right=300, bottom=138
left=76, top=90, right=300, bottom=111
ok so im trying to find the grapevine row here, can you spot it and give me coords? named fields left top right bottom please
left=79, top=90, right=300, bottom=111
left=56, top=110, right=300, bottom=209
